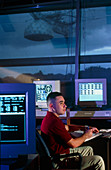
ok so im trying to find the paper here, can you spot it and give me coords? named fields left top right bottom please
left=99, top=129, right=111, bottom=133
left=70, top=130, right=84, bottom=138
left=70, top=130, right=102, bottom=142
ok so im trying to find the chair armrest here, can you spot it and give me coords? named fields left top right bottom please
left=52, top=152, right=82, bottom=160
left=51, top=152, right=82, bottom=169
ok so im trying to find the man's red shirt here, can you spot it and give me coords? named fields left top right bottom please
left=41, top=111, right=72, bottom=155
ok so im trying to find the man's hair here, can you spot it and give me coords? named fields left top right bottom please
left=47, top=92, right=62, bottom=103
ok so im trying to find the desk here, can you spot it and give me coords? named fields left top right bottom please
left=36, top=109, right=67, bottom=118
left=68, top=114, right=111, bottom=170
left=82, top=133, right=111, bottom=170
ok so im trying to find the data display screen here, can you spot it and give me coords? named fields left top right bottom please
left=79, top=82, right=103, bottom=101
left=75, top=79, right=107, bottom=107
left=36, top=84, right=52, bottom=102
left=0, top=94, right=26, bottom=143
left=33, top=80, right=60, bottom=108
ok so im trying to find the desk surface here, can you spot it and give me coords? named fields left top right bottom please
left=36, top=109, right=111, bottom=119
left=36, top=109, right=67, bottom=118
left=70, top=110, right=111, bottom=118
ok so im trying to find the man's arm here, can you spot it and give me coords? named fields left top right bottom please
left=67, top=127, right=99, bottom=148
left=65, top=124, right=99, bottom=133
left=69, top=124, right=86, bottom=132
left=65, top=124, right=86, bottom=132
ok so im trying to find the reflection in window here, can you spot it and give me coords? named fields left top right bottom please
left=0, top=9, right=76, bottom=59
left=81, top=6, right=111, bottom=55
left=0, top=65, right=75, bottom=82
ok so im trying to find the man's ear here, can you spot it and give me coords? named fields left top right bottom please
left=49, top=103, right=53, bottom=108
left=49, top=103, right=56, bottom=112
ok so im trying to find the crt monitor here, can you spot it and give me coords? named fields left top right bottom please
left=0, top=83, right=36, bottom=159
left=33, top=80, right=60, bottom=108
left=75, top=79, right=107, bottom=107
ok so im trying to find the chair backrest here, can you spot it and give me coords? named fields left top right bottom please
left=36, top=129, right=53, bottom=170
left=36, top=129, right=51, bottom=157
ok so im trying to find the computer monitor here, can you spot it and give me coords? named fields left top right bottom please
left=75, top=79, right=107, bottom=108
left=33, top=80, right=60, bottom=109
left=0, top=83, right=36, bottom=159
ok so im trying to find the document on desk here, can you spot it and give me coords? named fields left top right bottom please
left=99, top=129, right=111, bottom=133
left=70, top=131, right=102, bottom=142
left=99, top=129, right=111, bottom=138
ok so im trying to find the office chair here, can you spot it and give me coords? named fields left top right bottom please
left=36, top=129, right=82, bottom=170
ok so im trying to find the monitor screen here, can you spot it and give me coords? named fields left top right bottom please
left=33, top=80, right=60, bottom=108
left=0, top=83, right=36, bottom=159
left=0, top=94, right=26, bottom=144
left=75, top=79, right=107, bottom=107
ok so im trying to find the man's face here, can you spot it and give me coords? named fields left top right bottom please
left=52, top=96, right=67, bottom=115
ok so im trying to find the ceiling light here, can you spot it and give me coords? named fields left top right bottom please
left=24, top=19, right=54, bottom=41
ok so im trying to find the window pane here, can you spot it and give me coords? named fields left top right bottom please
left=81, top=6, right=111, bottom=55
left=0, top=9, right=76, bottom=59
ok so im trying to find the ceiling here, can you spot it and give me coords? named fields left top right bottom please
left=0, top=0, right=111, bottom=15
left=0, top=0, right=75, bottom=14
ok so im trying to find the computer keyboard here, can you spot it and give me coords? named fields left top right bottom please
left=70, top=130, right=102, bottom=142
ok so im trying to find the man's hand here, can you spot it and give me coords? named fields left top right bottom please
left=91, top=127, right=99, bottom=133
left=84, top=127, right=99, bottom=140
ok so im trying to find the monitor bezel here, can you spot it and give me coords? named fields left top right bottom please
left=75, top=78, right=107, bottom=107
left=0, top=83, right=36, bottom=159
left=33, top=80, right=60, bottom=109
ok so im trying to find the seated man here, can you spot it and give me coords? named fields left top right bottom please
left=41, top=92, right=105, bottom=170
